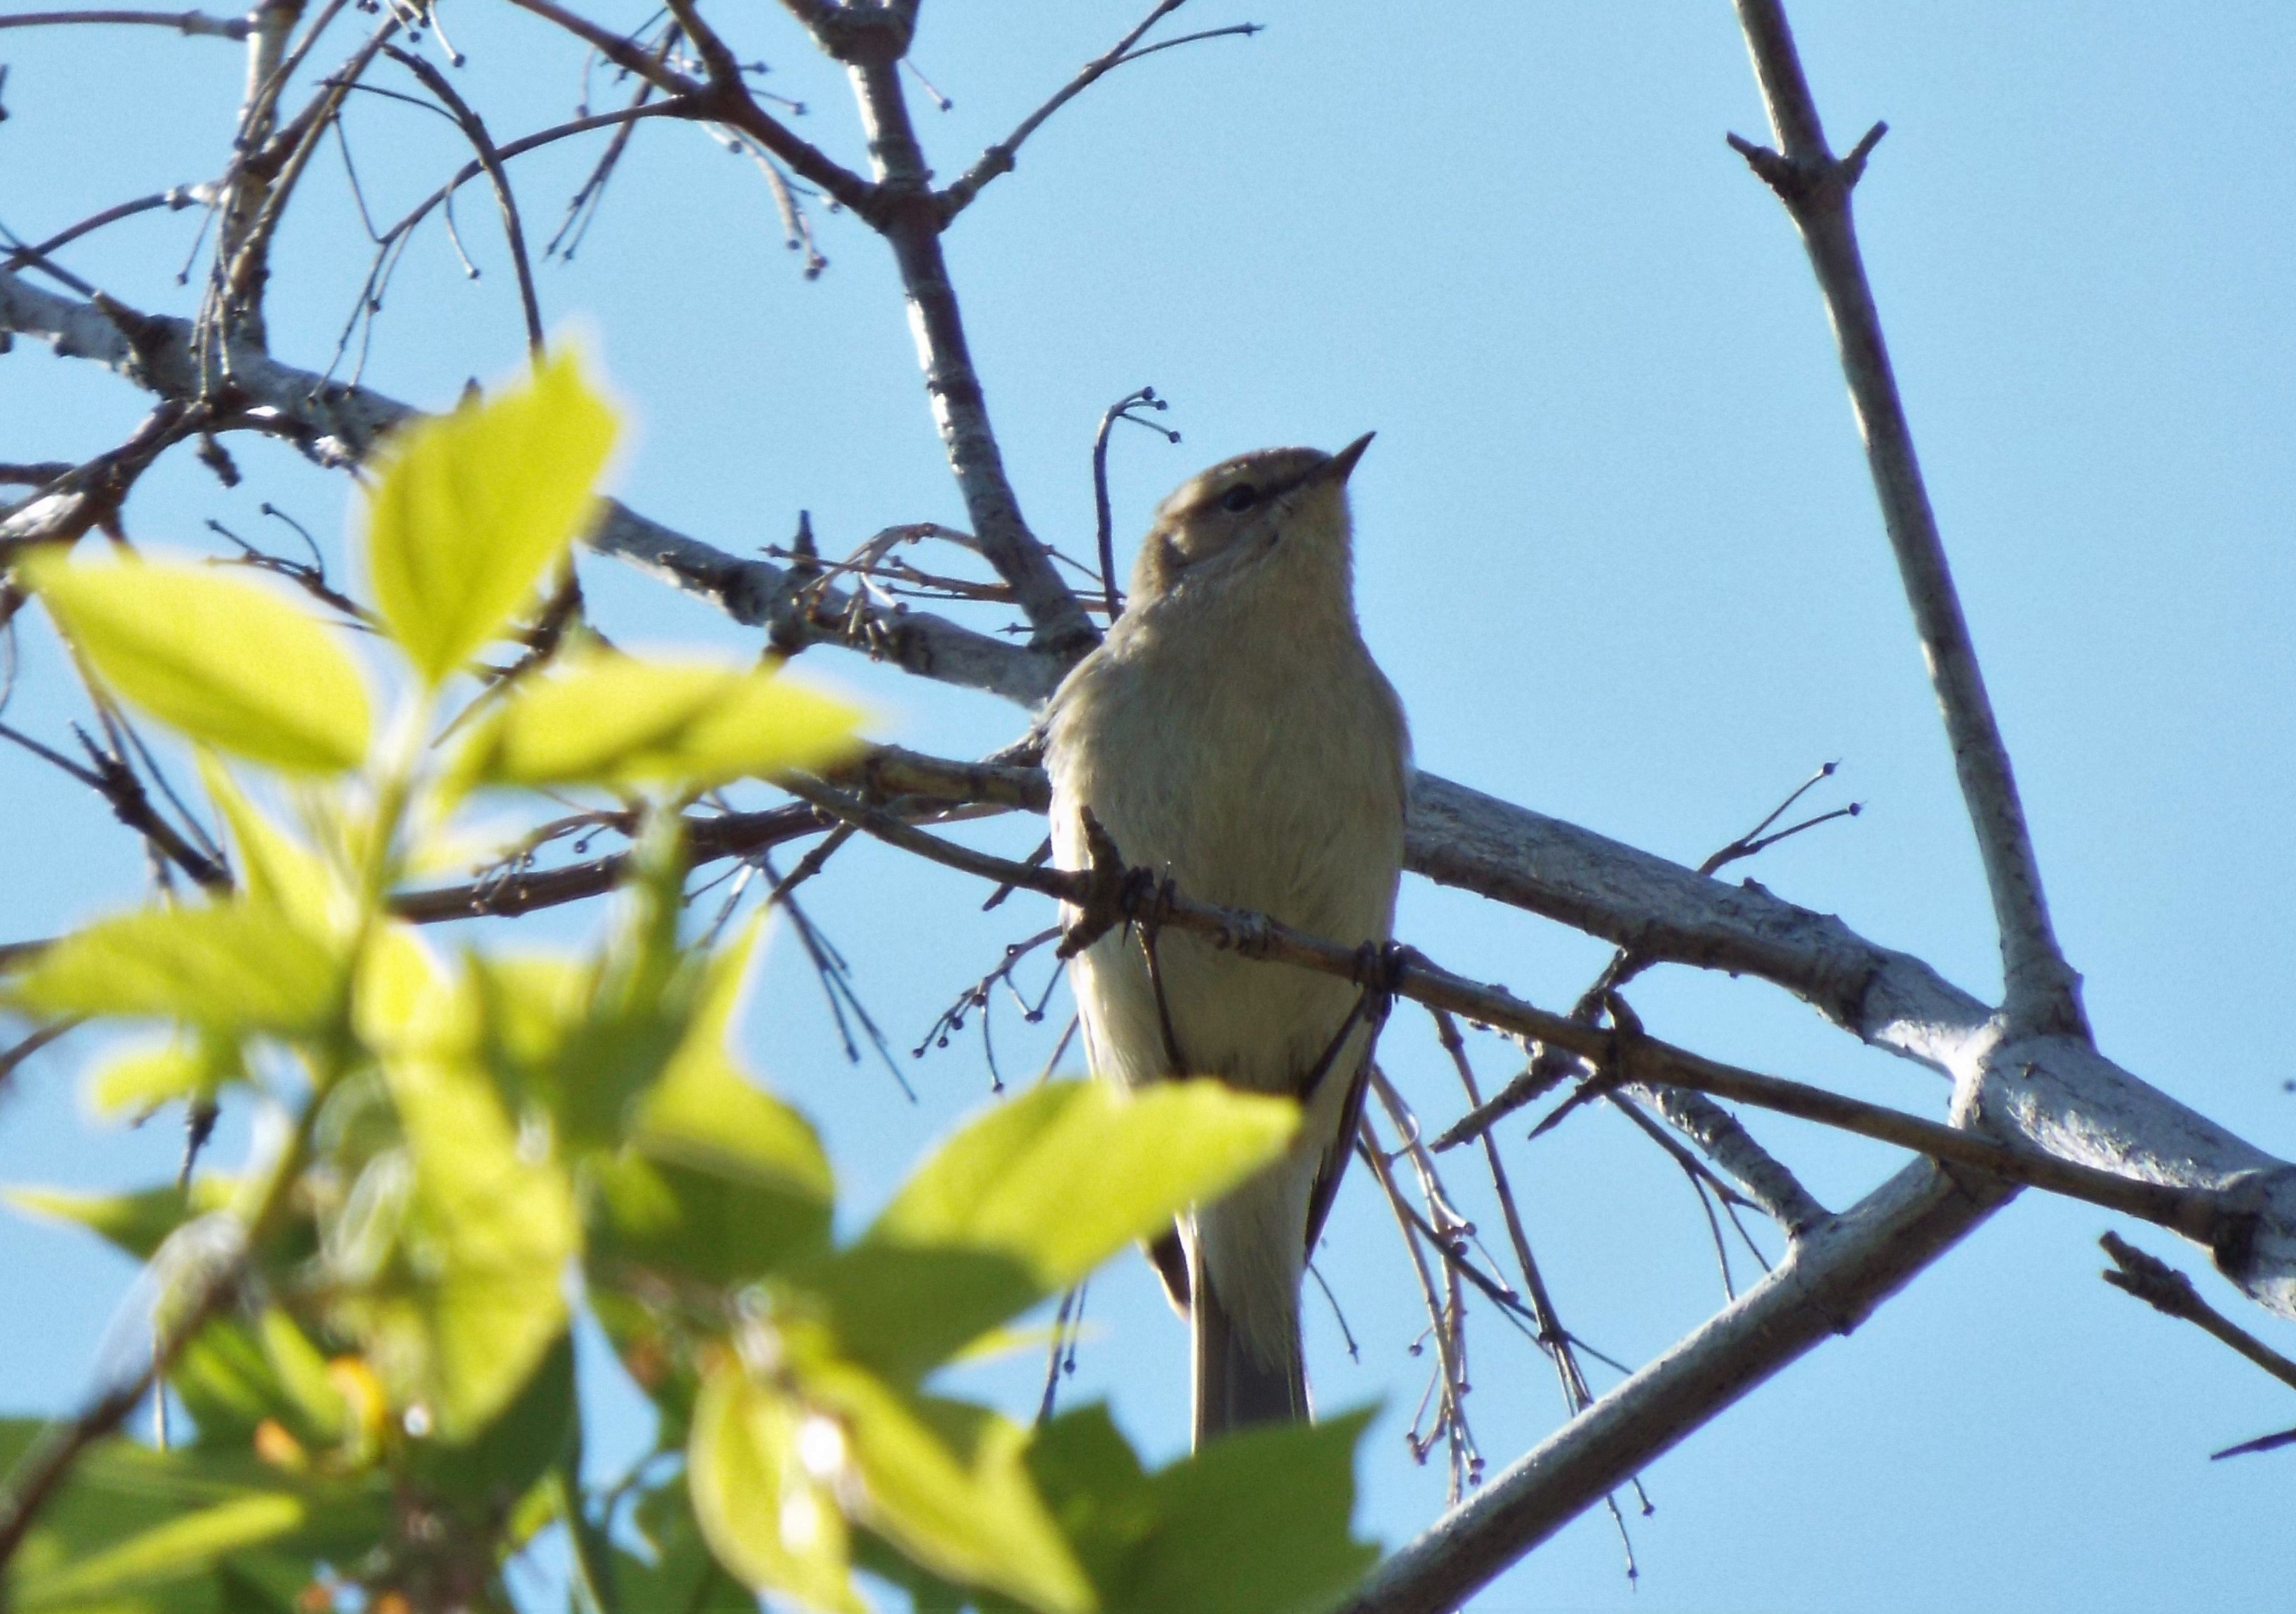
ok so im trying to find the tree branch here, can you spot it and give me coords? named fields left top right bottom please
left=1731, top=0, right=2085, bottom=1040
left=383, top=46, right=544, bottom=355
left=937, top=1, right=1260, bottom=223
left=0, top=7, right=248, bottom=36
left=1338, top=1160, right=2008, bottom=1614
left=207, top=0, right=314, bottom=350
left=778, top=773, right=2269, bottom=1248
left=0, top=267, right=1068, bottom=703
left=502, top=0, right=883, bottom=218
left=2, top=186, right=217, bottom=278
left=2101, top=1232, right=2296, bottom=1398
left=842, top=53, right=1101, bottom=656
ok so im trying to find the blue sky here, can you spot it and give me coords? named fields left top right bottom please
left=4, top=3, right=2293, bottom=1608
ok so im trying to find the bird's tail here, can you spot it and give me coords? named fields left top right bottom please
left=1192, top=1266, right=1307, bottom=1445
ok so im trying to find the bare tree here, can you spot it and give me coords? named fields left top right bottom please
left=2, top=1, right=2290, bottom=1609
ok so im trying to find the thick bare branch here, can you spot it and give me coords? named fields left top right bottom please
left=844, top=55, right=1101, bottom=655
left=773, top=0, right=914, bottom=67
left=1339, top=1160, right=2008, bottom=1614
left=781, top=774, right=2282, bottom=1251
left=0, top=402, right=200, bottom=548
left=1731, top=0, right=2084, bottom=1040
left=0, top=267, right=1066, bottom=703
left=392, top=746, right=1039, bottom=922
left=1624, top=1080, right=1827, bottom=1235
left=208, top=0, right=311, bottom=349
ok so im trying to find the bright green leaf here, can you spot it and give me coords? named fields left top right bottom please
left=8, top=1177, right=232, bottom=1262
left=339, top=1052, right=578, bottom=1440
left=687, top=1356, right=863, bottom=1614
left=797, top=1083, right=1292, bottom=1384
left=872, top=1079, right=1297, bottom=1289
left=986, top=1405, right=1155, bottom=1611
left=10, top=902, right=345, bottom=1036
left=636, top=918, right=832, bottom=1203
left=168, top=1319, right=286, bottom=1451
left=255, top=1311, right=347, bottom=1447
left=198, top=757, right=343, bottom=937
left=804, top=1358, right=1092, bottom=1614
left=0, top=1424, right=383, bottom=1614
left=22, top=554, right=369, bottom=774
left=406, top=1330, right=578, bottom=1507
left=625, top=1472, right=764, bottom=1614
left=352, top=922, right=456, bottom=1057
left=365, top=348, right=618, bottom=684
left=592, top=1152, right=831, bottom=1288
left=797, top=1243, right=1040, bottom=1386
left=88, top=1036, right=235, bottom=1117
left=449, top=652, right=863, bottom=795
left=1117, top=1409, right=1379, bottom=1614
left=15, top=1493, right=308, bottom=1609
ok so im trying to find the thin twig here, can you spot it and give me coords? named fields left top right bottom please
left=938, top=1, right=1260, bottom=221
left=2100, top=1232, right=2296, bottom=1401
left=504, top=0, right=880, bottom=216
left=0, top=8, right=248, bottom=36
left=1, top=185, right=215, bottom=276
left=1089, top=385, right=1177, bottom=621
left=1358, top=1113, right=1478, bottom=1498
left=1433, top=762, right=1859, bottom=1155
left=547, top=23, right=679, bottom=260
left=0, top=1019, right=80, bottom=1096
left=1037, top=1285, right=1079, bottom=1423
left=383, top=46, right=545, bottom=354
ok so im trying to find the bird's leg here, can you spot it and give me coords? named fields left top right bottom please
left=1136, top=871, right=1192, bottom=1076
left=1297, top=941, right=1410, bottom=1102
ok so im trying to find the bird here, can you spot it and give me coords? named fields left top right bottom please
left=1044, top=434, right=1410, bottom=1444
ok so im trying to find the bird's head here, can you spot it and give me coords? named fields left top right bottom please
left=1128, top=432, right=1374, bottom=608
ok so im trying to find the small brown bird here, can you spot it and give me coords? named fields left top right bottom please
left=1045, top=435, right=1410, bottom=1443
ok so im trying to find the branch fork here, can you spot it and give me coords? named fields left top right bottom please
left=1725, top=118, right=1885, bottom=211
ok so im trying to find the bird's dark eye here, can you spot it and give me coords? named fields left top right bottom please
left=1219, top=483, right=1260, bottom=513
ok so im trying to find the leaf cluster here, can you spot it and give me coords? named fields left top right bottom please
left=1, top=355, right=1377, bottom=1614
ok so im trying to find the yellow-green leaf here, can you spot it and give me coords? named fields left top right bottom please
left=13, top=1492, right=307, bottom=1609
left=637, top=918, right=832, bottom=1203
left=592, top=920, right=835, bottom=1284
left=1020, top=1404, right=1379, bottom=1614
left=22, top=553, right=370, bottom=774
left=449, top=653, right=863, bottom=795
left=688, top=1357, right=863, bottom=1614
left=871, top=1080, right=1297, bottom=1289
left=6, top=1177, right=232, bottom=1262
left=199, top=755, right=345, bottom=936
left=803, top=1359, right=1092, bottom=1614
left=352, top=922, right=456, bottom=1057
left=88, top=1036, right=234, bottom=1116
left=344, top=1052, right=578, bottom=1441
left=798, top=1083, right=1296, bottom=1384
left=365, top=349, right=618, bottom=684
left=11, top=903, right=345, bottom=1035
left=256, top=1309, right=349, bottom=1446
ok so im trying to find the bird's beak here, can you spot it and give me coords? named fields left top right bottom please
left=1322, top=431, right=1375, bottom=485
